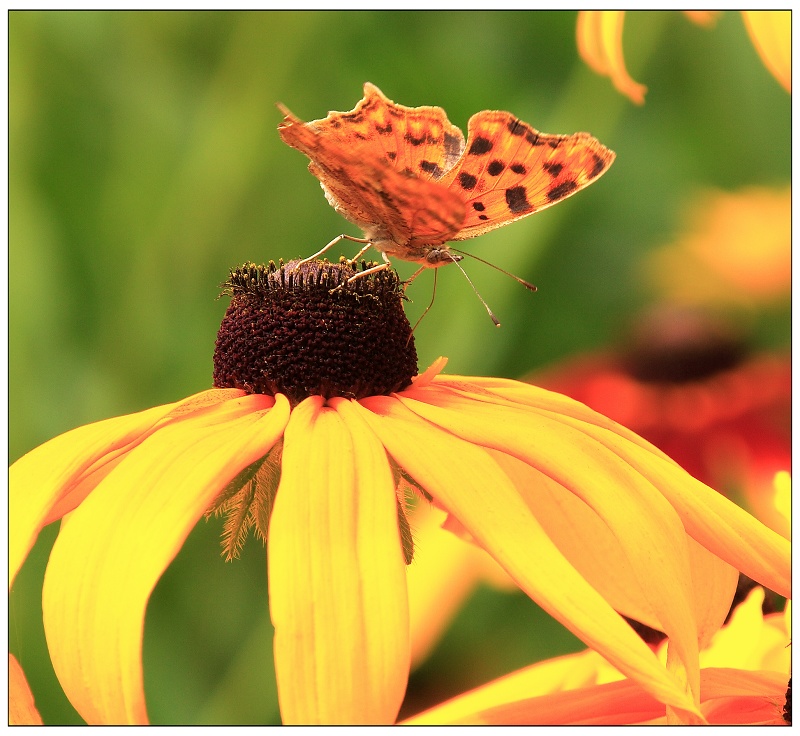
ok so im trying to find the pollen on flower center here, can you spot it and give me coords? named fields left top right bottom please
left=212, top=258, right=418, bottom=405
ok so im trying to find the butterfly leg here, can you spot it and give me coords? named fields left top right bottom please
left=401, top=265, right=426, bottom=291
left=346, top=240, right=375, bottom=264
left=296, top=234, right=372, bottom=267
left=328, top=252, right=392, bottom=293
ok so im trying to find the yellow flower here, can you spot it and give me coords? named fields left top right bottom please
left=403, top=586, right=790, bottom=725
left=577, top=11, right=790, bottom=104
left=10, top=260, right=790, bottom=724
left=645, top=187, right=791, bottom=310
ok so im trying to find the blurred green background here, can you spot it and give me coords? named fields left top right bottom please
left=9, top=10, right=790, bottom=725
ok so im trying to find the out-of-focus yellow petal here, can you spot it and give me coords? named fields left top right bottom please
left=402, top=648, right=622, bottom=724
left=355, top=396, right=699, bottom=715
left=742, top=11, right=791, bottom=92
left=434, top=667, right=785, bottom=725
left=648, top=668, right=788, bottom=725
left=405, top=503, right=513, bottom=668
left=696, top=587, right=791, bottom=676
left=413, top=673, right=665, bottom=725
left=576, top=11, right=647, bottom=104
left=394, top=387, right=704, bottom=705
left=646, top=187, right=791, bottom=308
left=9, top=388, right=246, bottom=587
left=268, top=397, right=409, bottom=724
left=683, top=11, right=721, bottom=27
left=9, top=654, right=43, bottom=725
left=41, top=394, right=288, bottom=725
left=773, top=470, right=791, bottom=529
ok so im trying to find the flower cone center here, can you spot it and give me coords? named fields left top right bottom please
left=213, top=259, right=418, bottom=405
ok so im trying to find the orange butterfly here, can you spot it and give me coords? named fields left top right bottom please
left=278, top=82, right=615, bottom=278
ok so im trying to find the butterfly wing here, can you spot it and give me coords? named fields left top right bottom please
left=278, top=106, right=466, bottom=254
left=298, top=83, right=467, bottom=182
left=438, top=111, right=615, bottom=240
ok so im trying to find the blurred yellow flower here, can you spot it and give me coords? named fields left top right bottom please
left=645, top=187, right=790, bottom=309
left=403, top=586, right=790, bottom=725
left=577, top=11, right=790, bottom=104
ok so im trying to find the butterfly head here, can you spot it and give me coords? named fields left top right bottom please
left=424, top=246, right=463, bottom=267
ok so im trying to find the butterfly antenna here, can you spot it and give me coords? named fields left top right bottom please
left=407, top=267, right=437, bottom=343
left=449, top=247, right=538, bottom=293
left=446, top=253, right=502, bottom=327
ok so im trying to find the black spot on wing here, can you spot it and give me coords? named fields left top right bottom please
left=526, top=131, right=542, bottom=146
left=542, top=162, right=562, bottom=177
left=487, top=160, right=505, bottom=176
left=387, top=151, right=397, bottom=160
left=510, top=163, right=526, bottom=175
left=405, top=132, right=426, bottom=146
left=507, top=119, right=526, bottom=136
left=548, top=180, right=578, bottom=201
left=468, top=136, right=493, bottom=155
left=341, top=111, right=364, bottom=123
left=506, top=186, right=532, bottom=214
left=478, top=215, right=489, bottom=220
left=458, top=172, right=478, bottom=190
left=548, top=138, right=564, bottom=149
left=419, top=160, right=443, bottom=177
left=472, top=201, right=485, bottom=211
left=375, top=122, right=393, bottom=135
left=589, top=152, right=607, bottom=179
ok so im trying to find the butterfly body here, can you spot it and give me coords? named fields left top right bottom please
left=278, top=83, right=615, bottom=270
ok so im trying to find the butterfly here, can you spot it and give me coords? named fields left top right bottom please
left=277, top=82, right=615, bottom=278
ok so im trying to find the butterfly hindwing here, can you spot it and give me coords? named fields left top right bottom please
left=439, top=111, right=615, bottom=240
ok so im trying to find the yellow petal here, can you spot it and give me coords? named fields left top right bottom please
left=9, top=388, right=246, bottom=587
left=561, top=415, right=791, bottom=598
left=442, top=377, right=790, bottom=598
left=9, top=654, right=44, bottom=725
left=10, top=402, right=176, bottom=588
left=41, top=394, right=289, bottom=724
left=404, top=503, right=512, bottom=668
left=394, top=387, right=703, bottom=702
left=576, top=11, right=647, bottom=104
left=742, top=11, right=791, bottom=92
left=354, top=396, right=698, bottom=715
left=268, top=397, right=409, bottom=724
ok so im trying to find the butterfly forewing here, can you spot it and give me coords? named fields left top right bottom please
left=439, top=111, right=616, bottom=240
left=299, top=83, right=466, bottom=184
left=280, top=108, right=465, bottom=249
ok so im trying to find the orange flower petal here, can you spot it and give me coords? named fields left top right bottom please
left=354, top=396, right=698, bottom=715
left=41, top=394, right=288, bottom=724
left=402, top=648, right=621, bottom=724
left=576, top=10, right=647, bottom=104
left=9, top=654, right=43, bottom=725
left=742, top=11, right=791, bottom=92
left=268, top=397, right=409, bottom=724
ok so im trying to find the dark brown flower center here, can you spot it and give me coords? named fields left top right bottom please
left=213, top=259, right=418, bottom=405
